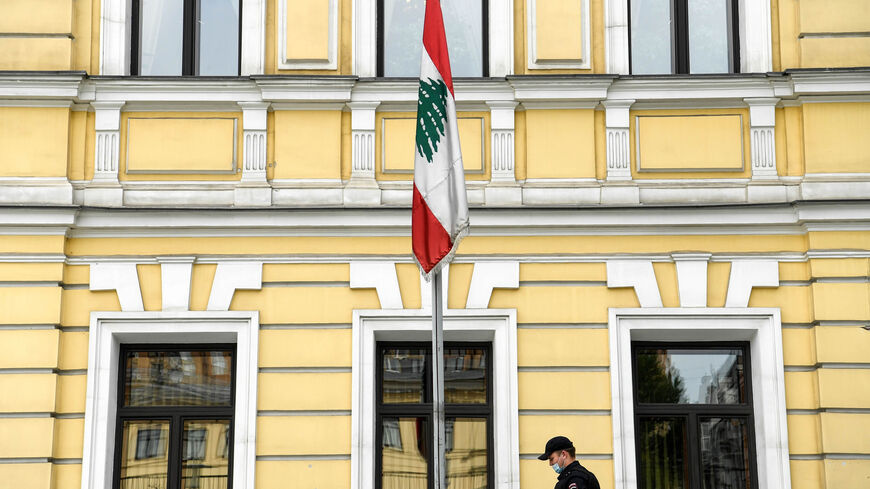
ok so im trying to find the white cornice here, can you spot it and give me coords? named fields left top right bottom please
left=81, top=78, right=263, bottom=104
left=509, top=76, right=614, bottom=102
left=790, top=71, right=870, bottom=95
left=0, top=73, right=84, bottom=99
left=2, top=202, right=867, bottom=239
left=255, top=76, right=356, bottom=102
left=607, top=75, right=779, bottom=101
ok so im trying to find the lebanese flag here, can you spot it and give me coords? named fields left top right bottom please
left=412, top=0, right=469, bottom=281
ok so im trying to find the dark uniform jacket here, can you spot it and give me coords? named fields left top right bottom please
left=553, top=460, right=600, bottom=489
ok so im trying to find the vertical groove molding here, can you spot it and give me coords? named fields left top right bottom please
left=745, top=98, right=779, bottom=180
left=486, top=101, right=521, bottom=206
left=345, top=102, right=381, bottom=206
left=603, top=100, right=634, bottom=181
left=91, top=102, right=125, bottom=183
left=236, top=102, right=271, bottom=206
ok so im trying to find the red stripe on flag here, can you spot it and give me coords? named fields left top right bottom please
left=421, top=0, right=454, bottom=96
left=412, top=184, right=453, bottom=274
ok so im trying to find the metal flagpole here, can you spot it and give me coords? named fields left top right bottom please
left=431, top=270, right=447, bottom=489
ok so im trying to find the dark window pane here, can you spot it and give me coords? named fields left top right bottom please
left=139, top=0, right=184, bottom=75
left=700, top=417, right=752, bottom=489
left=688, top=0, right=731, bottom=73
left=446, top=417, right=487, bottom=489
left=124, top=350, right=233, bottom=407
left=445, top=347, right=486, bottom=404
left=635, top=347, right=745, bottom=404
left=382, top=0, right=483, bottom=77
left=198, top=0, right=240, bottom=75
left=630, top=0, right=673, bottom=74
left=382, top=348, right=427, bottom=404
left=120, top=420, right=170, bottom=489
left=381, top=417, right=428, bottom=489
left=637, top=417, right=688, bottom=489
left=181, top=420, right=231, bottom=489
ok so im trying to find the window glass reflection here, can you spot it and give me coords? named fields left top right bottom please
left=198, top=0, right=240, bottom=75
left=382, top=348, right=427, bottom=404
left=630, top=0, right=673, bottom=74
left=446, top=418, right=487, bottom=489
left=444, top=348, right=487, bottom=404
left=124, top=350, right=234, bottom=407
left=120, top=420, right=170, bottom=489
left=381, top=417, right=428, bottom=489
left=637, top=417, right=688, bottom=489
left=700, top=417, right=751, bottom=489
left=635, top=347, right=745, bottom=404
left=181, top=420, right=231, bottom=489
left=382, top=0, right=483, bottom=77
left=139, top=0, right=184, bottom=75
left=688, top=0, right=731, bottom=73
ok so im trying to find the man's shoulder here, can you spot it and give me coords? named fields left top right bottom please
left=560, top=464, right=600, bottom=489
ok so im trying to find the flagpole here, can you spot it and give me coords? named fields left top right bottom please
left=431, top=270, right=446, bottom=489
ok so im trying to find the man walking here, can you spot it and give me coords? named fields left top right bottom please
left=538, top=436, right=601, bottom=489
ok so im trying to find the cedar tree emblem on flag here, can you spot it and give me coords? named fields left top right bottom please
left=412, top=0, right=469, bottom=281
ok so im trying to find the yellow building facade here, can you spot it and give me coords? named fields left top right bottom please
left=0, top=1, right=868, bottom=489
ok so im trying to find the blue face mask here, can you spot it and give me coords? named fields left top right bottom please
left=552, top=454, right=565, bottom=474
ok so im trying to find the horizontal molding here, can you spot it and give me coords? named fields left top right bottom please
left=0, top=281, right=60, bottom=287
left=0, top=33, right=73, bottom=39
left=788, top=408, right=870, bottom=415
left=518, top=366, right=608, bottom=372
left=0, top=368, right=85, bottom=375
left=260, top=323, right=351, bottom=330
left=0, top=324, right=58, bottom=330
left=781, top=323, right=816, bottom=329
left=790, top=453, right=870, bottom=460
left=799, top=32, right=870, bottom=39
left=519, top=453, right=612, bottom=460
left=259, top=367, right=351, bottom=374
left=0, top=457, right=81, bottom=465
left=256, top=454, right=350, bottom=461
left=519, top=409, right=611, bottom=416
left=258, top=410, right=351, bottom=416
left=784, top=363, right=870, bottom=372
left=59, top=326, right=89, bottom=332
left=518, top=323, right=608, bottom=329
left=60, top=283, right=89, bottom=290
left=261, top=281, right=350, bottom=288
left=518, top=281, right=607, bottom=287
left=0, top=412, right=84, bottom=419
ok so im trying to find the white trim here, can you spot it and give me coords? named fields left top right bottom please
left=725, top=260, right=779, bottom=307
left=606, top=261, right=662, bottom=307
left=100, top=0, right=265, bottom=75
left=672, top=252, right=711, bottom=307
left=349, top=262, right=403, bottom=309
left=207, top=262, right=264, bottom=311
left=608, top=308, right=791, bottom=489
left=351, top=309, right=520, bottom=489
left=277, top=0, right=338, bottom=70
left=352, top=0, right=377, bottom=77
left=80, top=311, right=259, bottom=489
left=527, top=0, right=591, bottom=70
left=489, top=0, right=515, bottom=76
left=604, top=0, right=629, bottom=74
left=466, top=262, right=519, bottom=308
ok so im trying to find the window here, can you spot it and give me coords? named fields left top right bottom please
left=631, top=343, right=758, bottom=489
left=376, top=343, right=492, bottom=489
left=114, top=346, right=236, bottom=489
left=629, top=0, right=739, bottom=74
left=378, top=0, right=488, bottom=77
left=131, top=0, right=242, bottom=76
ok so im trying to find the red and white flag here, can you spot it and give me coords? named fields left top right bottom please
left=412, top=0, right=469, bottom=281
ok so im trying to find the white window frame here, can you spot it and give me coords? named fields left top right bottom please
left=351, top=308, right=520, bottom=489
left=604, top=0, right=772, bottom=74
left=100, top=0, right=266, bottom=75
left=353, top=0, right=514, bottom=77
left=80, top=311, right=260, bottom=489
left=608, top=308, right=791, bottom=489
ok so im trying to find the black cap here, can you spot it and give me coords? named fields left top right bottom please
left=537, top=436, right=574, bottom=460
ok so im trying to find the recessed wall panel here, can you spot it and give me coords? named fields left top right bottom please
left=381, top=117, right=484, bottom=174
left=803, top=103, right=870, bottom=173
left=126, top=117, right=237, bottom=174
left=635, top=114, right=744, bottom=172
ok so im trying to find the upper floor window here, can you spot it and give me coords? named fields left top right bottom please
left=115, top=346, right=236, bottom=489
left=378, top=0, right=488, bottom=77
left=132, top=0, right=241, bottom=76
left=630, top=0, right=739, bottom=74
left=632, top=342, right=757, bottom=489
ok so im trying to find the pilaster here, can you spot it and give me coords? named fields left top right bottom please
left=601, top=99, right=638, bottom=205
left=86, top=101, right=125, bottom=207
left=746, top=98, right=779, bottom=181
left=485, top=101, right=521, bottom=206
left=235, top=102, right=271, bottom=206
left=345, top=101, right=381, bottom=206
